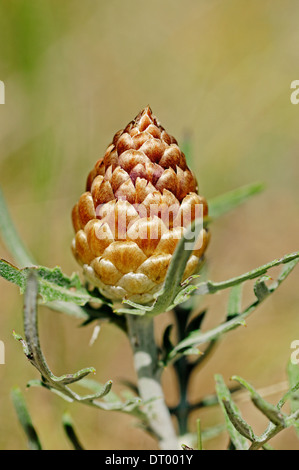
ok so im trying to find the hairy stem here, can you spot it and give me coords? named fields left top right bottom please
left=126, top=314, right=178, bottom=450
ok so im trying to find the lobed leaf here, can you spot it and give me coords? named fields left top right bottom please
left=215, top=374, right=249, bottom=449
left=279, top=361, right=299, bottom=437
left=226, top=375, right=299, bottom=450
left=195, top=252, right=299, bottom=296
left=165, top=254, right=299, bottom=364
left=231, top=376, right=286, bottom=427
left=0, top=259, right=112, bottom=308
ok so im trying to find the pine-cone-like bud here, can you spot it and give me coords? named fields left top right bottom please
left=71, top=107, right=210, bottom=303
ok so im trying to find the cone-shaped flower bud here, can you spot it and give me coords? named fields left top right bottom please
left=72, top=107, right=210, bottom=303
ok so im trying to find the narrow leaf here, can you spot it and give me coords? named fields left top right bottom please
left=11, top=387, right=42, bottom=450
left=0, top=188, right=34, bottom=267
left=62, top=412, right=85, bottom=450
left=196, top=252, right=299, bottom=296
left=79, top=380, right=113, bottom=402
left=208, top=182, right=265, bottom=219
left=77, top=378, right=120, bottom=403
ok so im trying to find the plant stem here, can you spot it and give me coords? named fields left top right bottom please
left=172, top=307, right=191, bottom=436
left=126, top=314, right=178, bottom=450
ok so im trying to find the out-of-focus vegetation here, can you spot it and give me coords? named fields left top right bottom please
left=0, top=0, right=298, bottom=449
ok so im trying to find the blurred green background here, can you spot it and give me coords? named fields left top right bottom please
left=0, top=0, right=299, bottom=450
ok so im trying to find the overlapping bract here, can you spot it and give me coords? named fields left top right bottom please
left=71, top=107, right=210, bottom=303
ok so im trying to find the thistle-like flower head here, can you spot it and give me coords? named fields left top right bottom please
left=72, top=107, right=210, bottom=303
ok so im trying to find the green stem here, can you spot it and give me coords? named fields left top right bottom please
left=126, top=314, right=178, bottom=450
left=172, top=307, right=191, bottom=436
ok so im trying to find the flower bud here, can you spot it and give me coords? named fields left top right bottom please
left=72, top=107, right=210, bottom=303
